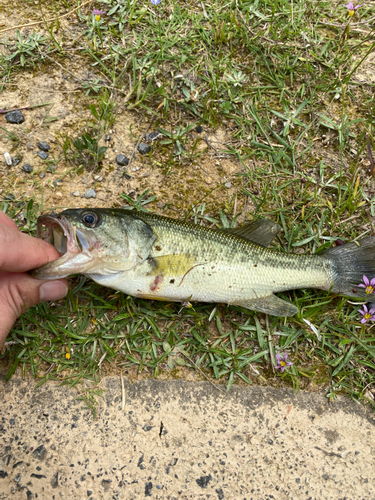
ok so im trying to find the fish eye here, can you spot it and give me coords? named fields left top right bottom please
left=82, top=212, right=99, bottom=228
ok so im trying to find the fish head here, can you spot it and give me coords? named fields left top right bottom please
left=31, top=208, right=156, bottom=279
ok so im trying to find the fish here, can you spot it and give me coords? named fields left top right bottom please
left=31, top=208, right=375, bottom=317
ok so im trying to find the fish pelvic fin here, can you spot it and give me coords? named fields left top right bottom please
left=222, top=219, right=281, bottom=247
left=321, top=236, right=375, bottom=297
left=234, top=294, right=298, bottom=317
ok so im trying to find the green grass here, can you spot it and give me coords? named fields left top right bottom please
left=1, top=0, right=375, bottom=411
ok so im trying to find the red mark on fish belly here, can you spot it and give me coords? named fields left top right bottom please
left=150, top=275, right=163, bottom=292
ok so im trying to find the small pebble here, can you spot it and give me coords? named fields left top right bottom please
left=116, top=154, right=129, bottom=166
left=37, top=141, right=50, bottom=152
left=4, top=152, right=12, bottom=166
left=55, top=192, right=62, bottom=199
left=138, top=143, right=151, bottom=154
left=85, top=189, right=97, bottom=199
left=72, top=191, right=80, bottom=197
left=23, top=164, right=33, bottom=173
left=5, top=110, right=24, bottom=124
left=224, top=182, right=232, bottom=189
left=39, top=173, right=45, bottom=179
left=144, top=131, right=161, bottom=142
left=46, top=165, right=56, bottom=173
left=124, top=174, right=131, bottom=180
left=196, top=125, right=203, bottom=133
left=205, top=177, right=213, bottom=184
left=4, top=194, right=15, bottom=201
left=104, top=134, right=111, bottom=142
left=12, top=157, right=21, bottom=166
left=37, top=151, right=48, bottom=160
left=94, top=175, right=103, bottom=181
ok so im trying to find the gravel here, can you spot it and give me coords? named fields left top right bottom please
left=37, top=151, right=48, bottom=160
left=23, top=164, right=33, bottom=173
left=144, top=131, right=161, bottom=142
left=84, top=189, right=97, bottom=199
left=138, top=143, right=151, bottom=154
left=116, top=154, right=129, bottom=166
left=39, top=173, right=46, bottom=179
left=37, top=141, right=51, bottom=151
left=12, top=157, right=21, bottom=166
left=5, top=110, right=24, bottom=124
left=4, top=152, right=12, bottom=166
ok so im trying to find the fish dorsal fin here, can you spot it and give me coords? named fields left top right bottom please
left=234, top=294, right=298, bottom=317
left=223, top=219, right=281, bottom=247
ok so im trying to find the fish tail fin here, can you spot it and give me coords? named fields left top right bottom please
left=322, top=237, right=375, bottom=297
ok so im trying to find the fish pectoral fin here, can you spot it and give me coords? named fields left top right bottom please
left=234, top=294, right=298, bottom=317
left=223, top=219, right=281, bottom=247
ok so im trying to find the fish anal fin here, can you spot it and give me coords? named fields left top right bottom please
left=234, top=294, right=298, bottom=317
left=223, top=219, right=281, bottom=247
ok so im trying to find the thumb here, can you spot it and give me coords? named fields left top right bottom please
left=0, top=273, right=68, bottom=348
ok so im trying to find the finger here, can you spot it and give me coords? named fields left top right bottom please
left=0, top=224, right=61, bottom=272
left=0, top=273, right=68, bottom=348
left=0, top=210, right=20, bottom=231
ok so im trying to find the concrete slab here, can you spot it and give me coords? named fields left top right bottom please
left=0, top=375, right=374, bottom=499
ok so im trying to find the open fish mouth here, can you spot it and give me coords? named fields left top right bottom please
left=31, top=214, right=94, bottom=279
left=36, top=214, right=89, bottom=255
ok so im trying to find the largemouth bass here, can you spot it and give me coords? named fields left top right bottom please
left=31, top=208, right=375, bottom=316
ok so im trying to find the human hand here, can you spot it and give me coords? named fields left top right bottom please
left=0, top=210, right=68, bottom=348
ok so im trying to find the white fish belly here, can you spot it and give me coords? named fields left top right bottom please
left=88, top=255, right=329, bottom=305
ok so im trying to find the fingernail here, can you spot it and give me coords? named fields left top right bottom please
left=39, top=281, right=68, bottom=302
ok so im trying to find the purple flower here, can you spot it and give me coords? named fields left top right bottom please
left=151, top=0, right=161, bottom=4
left=357, top=275, right=375, bottom=294
left=275, top=353, right=293, bottom=373
left=93, top=8, right=106, bottom=21
left=358, top=304, right=375, bottom=324
left=344, top=3, right=363, bottom=16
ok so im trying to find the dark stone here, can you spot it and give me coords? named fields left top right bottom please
left=23, top=164, right=33, bottom=173
left=39, top=173, right=45, bottom=179
left=137, top=455, right=146, bottom=470
left=26, top=491, right=32, bottom=499
left=104, top=135, right=111, bottom=142
left=196, top=474, right=212, bottom=488
left=87, top=491, right=92, bottom=497
left=12, top=157, right=21, bottom=166
left=37, top=151, right=48, bottom=160
left=116, top=154, right=129, bottom=166
left=4, top=194, right=15, bottom=201
left=142, top=424, right=153, bottom=432
left=37, top=141, right=50, bottom=151
left=196, top=125, right=203, bottom=133
left=32, top=445, right=46, bottom=460
left=124, top=173, right=131, bottom=180
left=13, top=461, right=23, bottom=469
left=46, top=165, right=56, bottom=173
left=0, top=471, right=8, bottom=478
left=216, top=488, right=224, bottom=500
left=50, top=444, right=56, bottom=451
left=31, top=473, right=46, bottom=479
left=14, top=473, right=21, bottom=483
left=138, top=143, right=151, bottom=154
left=9, top=419, right=15, bottom=425
left=51, top=472, right=58, bottom=488
left=144, top=131, right=161, bottom=142
left=145, top=482, right=153, bottom=496
left=101, top=479, right=111, bottom=491
left=5, top=110, right=24, bottom=124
